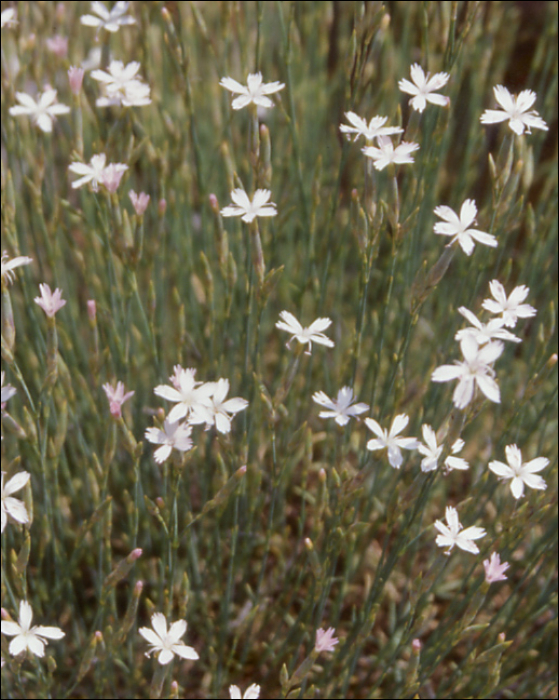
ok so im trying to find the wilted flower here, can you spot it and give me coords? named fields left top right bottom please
left=480, top=85, right=548, bottom=135
left=455, top=307, right=520, bottom=345
left=139, top=612, right=199, bottom=665
left=276, top=311, right=334, bottom=355
left=1, top=252, right=32, bottom=287
left=1, top=471, right=30, bottom=533
left=431, top=335, right=503, bottom=409
left=339, top=112, right=403, bottom=142
left=91, top=60, right=151, bottom=107
left=488, top=444, right=548, bottom=499
left=229, top=684, right=261, bottom=699
left=398, top=63, right=450, bottom=112
left=154, top=367, right=213, bottom=424
left=129, top=190, right=150, bottom=215
left=220, top=72, right=285, bottom=110
left=9, top=89, right=70, bottom=133
left=312, top=387, right=369, bottom=426
left=481, top=280, right=536, bottom=328
left=80, top=1, right=135, bottom=34
left=145, top=419, right=193, bottom=464
left=362, top=136, right=419, bottom=170
left=221, top=188, right=277, bottom=223
left=434, top=506, right=486, bottom=555
left=315, top=627, right=339, bottom=653
left=1, top=600, right=64, bottom=657
left=483, top=552, right=510, bottom=583
left=203, top=379, right=248, bottom=434
left=69, top=154, right=128, bottom=192
left=34, top=284, right=67, bottom=318
left=433, top=199, right=497, bottom=256
left=102, top=381, right=135, bottom=418
left=364, top=414, right=419, bottom=469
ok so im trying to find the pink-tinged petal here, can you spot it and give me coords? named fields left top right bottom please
left=431, top=364, right=464, bottom=381
left=452, top=376, right=475, bottom=409
left=522, top=457, right=549, bottom=474
left=488, top=460, right=513, bottom=478
left=475, top=374, right=501, bottom=403
left=493, top=85, right=515, bottom=112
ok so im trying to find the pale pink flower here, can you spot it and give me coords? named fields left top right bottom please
left=398, top=63, right=450, bottom=113
left=220, top=72, right=285, bottom=110
left=315, top=627, right=339, bottom=653
left=34, top=284, right=66, bottom=317
left=1, top=471, right=30, bottom=533
left=102, top=381, right=134, bottom=418
left=1, top=600, right=64, bottom=657
left=46, top=35, right=68, bottom=58
left=434, top=506, right=486, bottom=555
left=68, top=66, right=85, bottom=94
left=100, top=163, right=127, bottom=193
left=483, top=552, right=510, bottom=583
left=129, top=190, right=150, bottom=215
left=362, top=136, right=419, bottom=170
left=480, top=85, right=548, bottom=135
left=139, top=613, right=199, bottom=665
left=488, top=444, right=548, bottom=499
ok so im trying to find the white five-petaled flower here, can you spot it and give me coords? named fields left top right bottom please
left=315, top=627, right=339, bottom=653
left=488, top=444, right=548, bottom=499
left=1, top=8, right=17, bottom=29
left=80, top=1, right=135, bottom=33
left=229, top=683, right=261, bottom=699
left=364, top=413, right=419, bottom=469
left=1, top=252, right=32, bottom=287
left=417, top=425, right=470, bottom=472
left=69, top=154, right=128, bottom=192
left=220, top=72, right=285, bottom=110
left=480, top=85, right=548, bottom=135
left=139, top=612, right=199, bottom=666
left=145, top=419, right=193, bottom=464
left=154, top=367, right=213, bottom=424
left=203, top=378, right=248, bottom=434
left=434, top=506, right=486, bottom=555
left=431, top=335, right=503, bottom=409
left=102, top=381, right=135, bottom=419
left=433, top=199, right=497, bottom=256
left=1, top=372, right=17, bottom=408
left=9, top=89, right=70, bottom=133
left=455, top=307, right=521, bottom=345
left=1, top=471, right=30, bottom=533
left=1, top=600, right=64, bottom=657
left=483, top=552, right=510, bottom=583
left=398, top=63, right=450, bottom=113
left=34, top=283, right=66, bottom=318
left=481, top=280, right=537, bottom=328
left=221, top=188, right=277, bottom=223
left=339, top=112, right=403, bottom=143
left=91, top=60, right=151, bottom=107
left=312, top=387, right=369, bottom=426
left=362, top=136, right=420, bottom=170
left=276, top=311, right=334, bottom=355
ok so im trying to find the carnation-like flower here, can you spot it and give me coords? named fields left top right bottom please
left=68, top=66, right=85, bottom=94
left=312, top=387, right=369, bottom=426
left=488, top=444, right=548, bottom=499
left=9, top=89, right=70, bottom=133
left=34, top=284, right=67, bottom=318
left=433, top=199, right=497, bottom=256
left=315, top=627, right=339, bottom=653
left=481, top=280, right=536, bottom=328
left=480, top=85, right=548, bottom=135
left=455, top=307, right=520, bottom=345
left=99, top=164, right=128, bottom=193
left=102, top=381, right=135, bottom=419
left=1, top=600, right=64, bottom=657
left=91, top=60, right=151, bottom=107
left=221, top=188, right=277, bottom=223
left=139, top=612, right=199, bottom=666
left=362, top=136, right=419, bottom=170
left=398, top=63, right=450, bottom=113
left=203, top=378, right=248, bottom=434
left=417, top=425, right=470, bottom=473
left=69, top=154, right=128, bottom=192
left=220, top=72, right=285, bottom=110
left=483, top=552, right=510, bottom=583
left=339, top=112, right=403, bottom=143
left=276, top=311, right=334, bottom=355
left=1, top=252, right=32, bottom=287
left=364, top=414, right=419, bottom=469
left=129, top=190, right=150, bottom=215
left=434, top=506, right=486, bottom=555
left=229, top=684, right=261, bottom=699
left=145, top=419, right=193, bottom=464
left=431, top=335, right=503, bottom=409
left=154, top=367, right=213, bottom=424
left=80, top=1, right=135, bottom=34
left=1, top=471, right=30, bottom=533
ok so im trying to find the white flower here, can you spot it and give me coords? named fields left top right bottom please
left=431, top=335, right=503, bottom=409
left=91, top=60, right=151, bottom=107
left=364, top=414, right=419, bottom=469
left=312, top=387, right=369, bottom=426
left=1, top=8, right=17, bottom=29
left=434, top=506, right=486, bottom=555
left=276, top=311, right=334, bottom=355
left=480, top=85, right=548, bottom=135
left=362, top=136, right=419, bottom=170
left=220, top=72, right=285, bottom=110
left=154, top=367, right=213, bottom=424
left=229, top=684, right=261, bottom=699
left=1, top=372, right=17, bottom=407
left=69, top=154, right=128, bottom=192
left=417, top=425, right=470, bottom=472
left=9, top=89, right=70, bottom=133
left=398, top=63, right=450, bottom=113
left=203, top=379, right=248, bottom=434
left=433, top=199, right=497, bottom=256
left=481, top=280, right=536, bottom=328
left=1, top=252, right=32, bottom=286
left=1, top=471, right=30, bottom=533
left=80, top=1, right=135, bottom=33
left=455, top=307, right=521, bottom=345
left=139, top=612, right=199, bottom=666
left=34, top=283, right=67, bottom=318
left=488, top=444, right=548, bottom=499
left=1, top=600, right=64, bottom=657
left=221, top=188, right=277, bottom=223
left=145, top=419, right=193, bottom=464
left=339, top=112, right=403, bottom=143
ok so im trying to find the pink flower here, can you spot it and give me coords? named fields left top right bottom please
left=46, top=35, right=68, bottom=58
left=34, top=284, right=67, bottom=317
left=315, top=627, right=339, bottom=653
left=102, top=381, right=135, bottom=418
left=129, top=190, right=150, bottom=215
left=68, top=66, right=85, bottom=95
left=100, top=163, right=128, bottom=193
left=483, top=552, right=510, bottom=583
